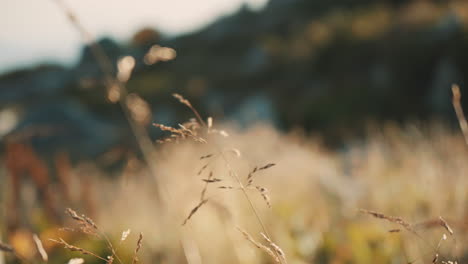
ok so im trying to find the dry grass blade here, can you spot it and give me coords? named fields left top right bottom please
left=200, top=154, right=213, bottom=160
left=66, top=207, right=84, bottom=222
left=60, top=209, right=125, bottom=264
left=131, top=233, right=143, bottom=264
left=182, top=199, right=208, bottom=226
left=246, top=167, right=258, bottom=186
left=236, top=227, right=280, bottom=263
left=452, top=84, right=468, bottom=145
left=172, top=94, right=206, bottom=127
left=255, top=186, right=271, bottom=208
left=0, top=241, right=14, bottom=253
left=360, top=209, right=415, bottom=233
left=153, top=123, right=181, bottom=134
left=197, top=164, right=208, bottom=175
left=65, top=208, right=98, bottom=236
left=179, top=124, right=207, bottom=143
left=414, top=217, right=454, bottom=235
left=202, top=178, right=222, bottom=183
left=360, top=210, right=451, bottom=262
left=247, top=164, right=275, bottom=186
left=436, top=234, right=447, bottom=251
left=259, top=163, right=276, bottom=170
left=33, top=234, right=49, bottom=262
left=438, top=216, right=454, bottom=236
left=154, top=122, right=206, bottom=143
left=66, top=208, right=97, bottom=229
left=200, top=171, right=212, bottom=200
left=166, top=93, right=281, bottom=261
left=430, top=234, right=447, bottom=264
left=173, top=93, right=192, bottom=107
left=260, top=233, right=286, bottom=262
left=50, top=238, right=107, bottom=261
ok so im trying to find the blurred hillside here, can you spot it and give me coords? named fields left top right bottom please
left=2, top=0, right=468, bottom=158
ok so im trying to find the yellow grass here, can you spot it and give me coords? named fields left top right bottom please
left=79, top=122, right=466, bottom=264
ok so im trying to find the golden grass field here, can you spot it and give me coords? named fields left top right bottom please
left=94, top=121, right=468, bottom=264
left=2, top=116, right=467, bottom=264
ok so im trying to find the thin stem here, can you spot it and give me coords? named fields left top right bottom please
left=182, top=105, right=284, bottom=264
left=452, top=84, right=468, bottom=145
left=48, top=3, right=206, bottom=264
left=189, top=105, right=207, bottom=128
left=100, top=232, right=124, bottom=264
left=216, top=144, right=284, bottom=264
left=50, top=0, right=169, bottom=205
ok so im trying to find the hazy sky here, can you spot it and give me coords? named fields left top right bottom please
left=0, top=0, right=268, bottom=74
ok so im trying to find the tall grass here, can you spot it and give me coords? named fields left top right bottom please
left=66, top=123, right=468, bottom=263
left=2, top=121, right=467, bottom=263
